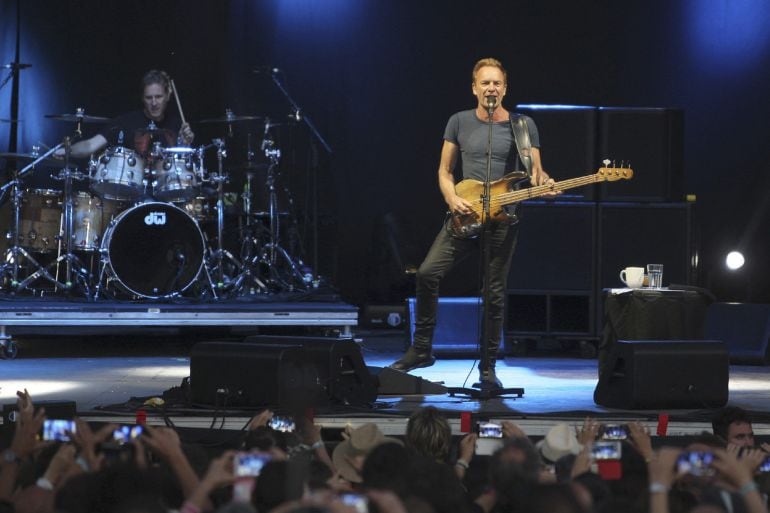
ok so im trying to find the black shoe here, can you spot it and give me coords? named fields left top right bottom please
left=389, top=347, right=436, bottom=372
left=473, top=368, right=503, bottom=389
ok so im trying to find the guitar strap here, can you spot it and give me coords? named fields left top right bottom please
left=509, top=114, right=533, bottom=177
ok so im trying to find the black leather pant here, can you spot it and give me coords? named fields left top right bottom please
left=412, top=219, right=518, bottom=370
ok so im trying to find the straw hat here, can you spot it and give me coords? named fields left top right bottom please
left=331, top=423, right=402, bottom=483
left=535, top=422, right=582, bottom=463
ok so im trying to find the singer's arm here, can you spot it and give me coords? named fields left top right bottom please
left=54, top=134, right=108, bottom=159
left=438, top=140, right=471, bottom=215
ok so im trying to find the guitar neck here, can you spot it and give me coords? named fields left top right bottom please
left=495, top=173, right=602, bottom=207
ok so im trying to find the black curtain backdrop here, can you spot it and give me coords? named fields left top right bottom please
left=1, top=0, right=769, bottom=304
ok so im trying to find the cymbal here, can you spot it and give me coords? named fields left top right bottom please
left=161, top=146, right=196, bottom=154
left=0, top=152, right=60, bottom=167
left=133, top=126, right=175, bottom=137
left=199, top=113, right=264, bottom=124
left=45, top=113, right=110, bottom=123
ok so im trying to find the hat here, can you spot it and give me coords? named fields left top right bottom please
left=332, top=423, right=402, bottom=483
left=536, top=422, right=582, bottom=463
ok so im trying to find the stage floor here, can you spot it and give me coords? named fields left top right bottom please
left=1, top=329, right=770, bottom=436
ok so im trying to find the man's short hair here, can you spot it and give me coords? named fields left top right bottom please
left=472, top=57, right=507, bottom=85
left=712, top=406, right=752, bottom=441
left=142, top=69, right=171, bottom=93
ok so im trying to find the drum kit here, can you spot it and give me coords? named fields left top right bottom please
left=0, top=109, right=315, bottom=301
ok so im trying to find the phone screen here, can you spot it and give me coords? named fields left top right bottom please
left=340, top=493, right=369, bottom=513
left=113, top=425, right=143, bottom=444
left=478, top=422, right=503, bottom=438
left=591, top=441, right=622, bottom=460
left=600, top=424, right=629, bottom=440
left=43, top=419, right=76, bottom=442
left=268, top=416, right=296, bottom=433
left=676, top=451, right=715, bottom=476
left=235, top=452, right=272, bottom=477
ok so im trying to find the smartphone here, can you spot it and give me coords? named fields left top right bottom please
left=235, top=451, right=272, bottom=477
left=600, top=424, right=629, bottom=441
left=340, top=493, right=369, bottom=513
left=591, top=441, right=622, bottom=460
left=43, top=419, right=76, bottom=442
left=676, top=451, right=715, bottom=477
left=113, top=425, right=144, bottom=444
left=268, top=416, right=296, bottom=433
left=477, top=422, right=503, bottom=438
left=758, top=456, right=770, bottom=473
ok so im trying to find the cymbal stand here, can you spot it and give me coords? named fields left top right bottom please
left=203, top=139, right=260, bottom=296
left=255, top=129, right=307, bottom=291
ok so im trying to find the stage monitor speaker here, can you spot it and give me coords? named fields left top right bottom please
left=516, top=105, right=598, bottom=200
left=243, top=335, right=378, bottom=406
left=598, top=107, right=684, bottom=202
left=190, top=342, right=324, bottom=409
left=706, top=303, right=770, bottom=365
left=368, top=366, right=447, bottom=395
left=593, top=340, right=728, bottom=409
left=598, top=203, right=693, bottom=290
left=406, top=297, right=505, bottom=354
left=509, top=202, right=596, bottom=291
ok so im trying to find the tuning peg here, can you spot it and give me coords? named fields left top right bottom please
left=602, top=159, right=611, bottom=167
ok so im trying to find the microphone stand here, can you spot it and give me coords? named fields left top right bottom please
left=447, top=97, right=524, bottom=400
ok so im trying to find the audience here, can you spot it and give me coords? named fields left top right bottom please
left=1, top=391, right=769, bottom=513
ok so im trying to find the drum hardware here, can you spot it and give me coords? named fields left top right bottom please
left=199, top=138, right=265, bottom=296
left=44, top=111, right=110, bottom=124
left=0, top=136, right=92, bottom=296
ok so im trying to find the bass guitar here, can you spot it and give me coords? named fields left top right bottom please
left=450, top=165, right=634, bottom=238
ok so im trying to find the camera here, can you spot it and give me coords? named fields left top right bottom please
left=591, top=441, right=622, bottom=460
left=340, top=493, right=369, bottom=513
left=268, top=416, right=296, bottom=433
left=676, top=451, right=715, bottom=477
left=599, top=424, right=629, bottom=440
left=42, top=419, right=76, bottom=442
left=477, top=422, right=503, bottom=438
left=113, top=425, right=143, bottom=444
left=235, top=451, right=272, bottom=477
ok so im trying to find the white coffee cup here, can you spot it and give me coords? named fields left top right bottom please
left=619, top=267, right=645, bottom=288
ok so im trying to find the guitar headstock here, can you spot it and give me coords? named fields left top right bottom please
left=596, top=165, right=634, bottom=181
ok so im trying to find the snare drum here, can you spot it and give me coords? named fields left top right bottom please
left=19, top=189, right=61, bottom=253
left=91, top=146, right=145, bottom=200
left=153, top=147, right=199, bottom=202
left=101, top=202, right=205, bottom=298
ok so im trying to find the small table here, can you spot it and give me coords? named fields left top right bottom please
left=597, top=288, right=712, bottom=378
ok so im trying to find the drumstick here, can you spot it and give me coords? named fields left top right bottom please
left=170, top=79, right=187, bottom=126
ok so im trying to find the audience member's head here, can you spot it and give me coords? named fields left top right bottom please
left=711, top=406, right=754, bottom=447
left=405, top=406, right=452, bottom=463
left=331, top=423, right=402, bottom=483
left=489, top=437, right=541, bottom=510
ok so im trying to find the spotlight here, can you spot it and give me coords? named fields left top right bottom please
left=725, top=251, right=745, bottom=271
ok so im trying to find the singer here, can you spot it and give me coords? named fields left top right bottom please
left=390, top=58, right=554, bottom=387
left=60, top=69, right=195, bottom=159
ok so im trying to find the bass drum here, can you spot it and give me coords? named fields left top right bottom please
left=101, top=202, right=205, bottom=298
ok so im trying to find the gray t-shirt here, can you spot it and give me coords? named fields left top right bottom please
left=443, top=110, right=540, bottom=182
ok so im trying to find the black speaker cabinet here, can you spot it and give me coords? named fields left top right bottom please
left=515, top=105, right=598, bottom=200
left=593, top=340, right=728, bottom=409
left=706, top=303, right=770, bottom=364
left=598, top=107, right=684, bottom=202
left=190, top=342, right=323, bottom=409
left=243, top=335, right=378, bottom=406
left=510, top=201, right=596, bottom=291
left=598, top=203, right=693, bottom=290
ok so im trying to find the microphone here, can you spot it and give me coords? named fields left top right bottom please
left=486, top=96, right=497, bottom=114
left=253, top=66, right=280, bottom=74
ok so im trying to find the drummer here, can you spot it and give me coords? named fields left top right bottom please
left=61, top=69, right=194, bottom=159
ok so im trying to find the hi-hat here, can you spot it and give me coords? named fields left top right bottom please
left=45, top=113, right=110, bottom=123
left=133, top=126, right=175, bottom=137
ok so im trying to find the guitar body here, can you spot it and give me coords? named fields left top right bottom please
left=450, top=172, right=528, bottom=239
